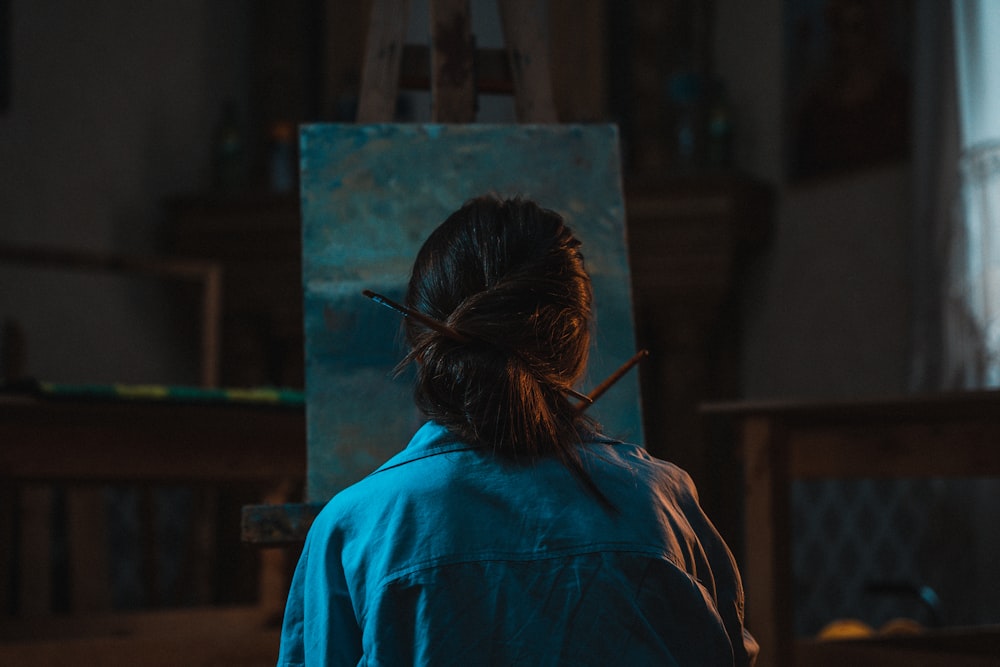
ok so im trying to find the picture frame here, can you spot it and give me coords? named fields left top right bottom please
left=784, top=0, right=913, bottom=182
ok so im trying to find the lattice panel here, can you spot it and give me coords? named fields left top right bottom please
left=790, top=478, right=963, bottom=636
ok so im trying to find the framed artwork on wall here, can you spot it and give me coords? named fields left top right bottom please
left=784, top=0, right=914, bottom=182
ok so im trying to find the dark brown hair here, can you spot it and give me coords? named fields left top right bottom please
left=402, top=195, right=602, bottom=477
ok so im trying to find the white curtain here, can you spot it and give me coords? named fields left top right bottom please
left=947, top=0, right=1000, bottom=387
left=912, top=1, right=1000, bottom=627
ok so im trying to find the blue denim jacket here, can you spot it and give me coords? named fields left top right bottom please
left=278, top=421, right=758, bottom=666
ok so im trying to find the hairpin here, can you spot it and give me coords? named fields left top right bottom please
left=576, top=349, right=649, bottom=411
left=363, top=289, right=469, bottom=343
left=363, top=289, right=647, bottom=410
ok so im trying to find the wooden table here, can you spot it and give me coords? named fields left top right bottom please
left=0, top=391, right=305, bottom=619
left=703, top=390, right=1000, bottom=667
left=0, top=392, right=305, bottom=482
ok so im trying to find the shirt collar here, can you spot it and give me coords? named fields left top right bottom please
left=370, top=421, right=627, bottom=478
left=370, top=421, right=475, bottom=475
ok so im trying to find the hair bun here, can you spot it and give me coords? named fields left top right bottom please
left=403, top=195, right=594, bottom=459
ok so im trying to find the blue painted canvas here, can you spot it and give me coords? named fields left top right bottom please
left=300, top=123, right=642, bottom=502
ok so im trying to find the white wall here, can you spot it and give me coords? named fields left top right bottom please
left=0, top=0, right=249, bottom=385
left=715, top=0, right=912, bottom=400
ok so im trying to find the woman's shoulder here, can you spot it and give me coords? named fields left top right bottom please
left=585, top=437, right=701, bottom=502
left=310, top=424, right=475, bottom=529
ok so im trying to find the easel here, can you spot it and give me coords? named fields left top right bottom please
left=243, top=0, right=562, bottom=548
left=357, top=0, right=557, bottom=123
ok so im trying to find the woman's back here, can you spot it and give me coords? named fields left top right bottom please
left=277, top=196, right=756, bottom=666
left=279, top=422, right=754, bottom=666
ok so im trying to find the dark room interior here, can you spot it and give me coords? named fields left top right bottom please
left=2, top=1, right=1000, bottom=665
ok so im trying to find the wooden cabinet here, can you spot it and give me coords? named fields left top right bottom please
left=626, top=172, right=772, bottom=539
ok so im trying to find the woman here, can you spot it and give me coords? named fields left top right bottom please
left=277, top=195, right=758, bottom=666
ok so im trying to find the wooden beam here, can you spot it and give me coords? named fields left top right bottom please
left=357, top=0, right=411, bottom=122
left=497, top=0, right=557, bottom=122
left=429, top=0, right=476, bottom=122
left=550, top=0, right=607, bottom=121
left=0, top=397, right=304, bottom=482
left=399, top=44, right=514, bottom=93
left=743, top=416, right=793, bottom=667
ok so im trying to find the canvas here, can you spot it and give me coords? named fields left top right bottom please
left=300, top=123, right=642, bottom=502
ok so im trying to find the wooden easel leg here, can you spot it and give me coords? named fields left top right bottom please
left=497, top=0, right=557, bottom=123
left=257, top=478, right=297, bottom=623
left=358, top=0, right=412, bottom=123
left=429, top=0, right=476, bottom=122
left=355, top=0, right=559, bottom=124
